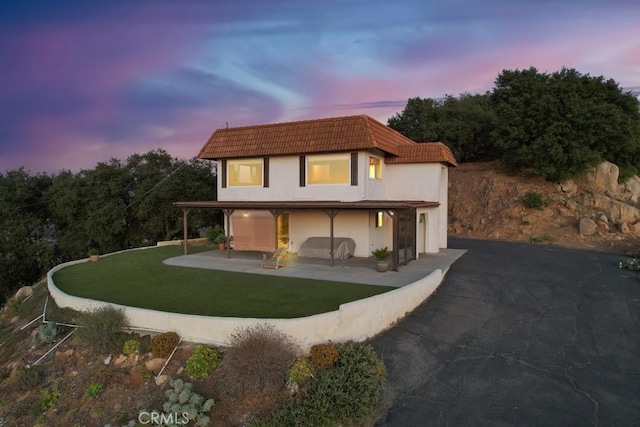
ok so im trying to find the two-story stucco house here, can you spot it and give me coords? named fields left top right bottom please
left=176, top=114, right=457, bottom=270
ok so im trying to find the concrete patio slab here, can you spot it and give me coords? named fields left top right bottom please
left=163, top=248, right=467, bottom=287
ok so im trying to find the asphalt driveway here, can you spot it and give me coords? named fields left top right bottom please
left=372, top=237, right=640, bottom=426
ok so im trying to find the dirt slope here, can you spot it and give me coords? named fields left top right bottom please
left=448, top=160, right=639, bottom=254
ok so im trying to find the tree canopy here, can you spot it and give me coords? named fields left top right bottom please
left=388, top=93, right=497, bottom=162
left=0, top=149, right=218, bottom=303
left=491, top=67, right=640, bottom=181
left=389, top=66, right=640, bottom=181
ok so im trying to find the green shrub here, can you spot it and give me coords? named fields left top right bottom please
left=522, top=191, right=543, bottom=209
left=287, top=358, right=314, bottom=386
left=84, top=383, right=103, bottom=398
left=310, top=343, right=339, bottom=371
left=75, top=306, right=127, bottom=354
left=205, top=225, right=225, bottom=244
left=253, top=341, right=386, bottom=427
left=138, top=335, right=152, bottom=355
left=4, top=297, right=25, bottom=317
left=16, top=366, right=43, bottom=391
left=34, top=322, right=58, bottom=345
left=186, top=345, right=221, bottom=379
left=40, top=382, right=60, bottom=411
left=223, top=323, right=298, bottom=394
left=162, top=379, right=214, bottom=427
left=619, top=258, right=640, bottom=271
left=122, top=339, right=139, bottom=356
left=150, top=332, right=180, bottom=358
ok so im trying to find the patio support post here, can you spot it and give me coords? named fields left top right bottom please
left=325, top=209, right=338, bottom=267
left=182, top=208, right=190, bottom=255
left=222, top=208, right=234, bottom=258
left=385, top=210, right=398, bottom=271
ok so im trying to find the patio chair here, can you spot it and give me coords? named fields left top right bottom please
left=262, top=247, right=288, bottom=269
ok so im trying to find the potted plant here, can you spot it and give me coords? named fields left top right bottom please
left=213, top=234, right=227, bottom=250
left=88, top=248, right=100, bottom=262
left=371, top=247, right=391, bottom=272
left=206, top=225, right=226, bottom=248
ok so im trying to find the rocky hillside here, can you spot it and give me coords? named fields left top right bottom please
left=448, top=160, right=640, bottom=254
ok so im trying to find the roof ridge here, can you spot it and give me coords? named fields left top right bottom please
left=216, top=114, right=374, bottom=132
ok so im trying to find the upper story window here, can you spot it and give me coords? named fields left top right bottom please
left=369, top=156, right=382, bottom=179
left=307, top=154, right=350, bottom=185
left=228, top=158, right=263, bottom=186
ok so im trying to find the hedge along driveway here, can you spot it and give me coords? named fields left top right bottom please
left=53, top=246, right=393, bottom=318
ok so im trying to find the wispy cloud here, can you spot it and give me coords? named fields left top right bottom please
left=1, top=0, right=639, bottom=173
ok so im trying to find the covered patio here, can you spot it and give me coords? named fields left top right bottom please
left=174, top=200, right=440, bottom=271
left=163, top=246, right=466, bottom=288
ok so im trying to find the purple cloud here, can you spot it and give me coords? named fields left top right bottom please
left=1, top=0, right=639, bottom=173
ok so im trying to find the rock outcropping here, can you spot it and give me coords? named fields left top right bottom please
left=448, top=160, right=640, bottom=253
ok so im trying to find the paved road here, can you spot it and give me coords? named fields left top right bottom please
left=372, top=237, right=640, bottom=426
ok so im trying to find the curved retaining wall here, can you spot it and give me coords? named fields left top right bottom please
left=47, top=248, right=445, bottom=352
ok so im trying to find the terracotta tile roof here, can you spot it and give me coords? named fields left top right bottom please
left=197, top=114, right=457, bottom=166
left=385, top=143, right=458, bottom=167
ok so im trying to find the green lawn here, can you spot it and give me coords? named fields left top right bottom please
left=53, top=246, right=393, bottom=318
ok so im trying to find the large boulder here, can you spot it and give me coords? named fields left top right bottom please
left=619, top=175, right=640, bottom=204
left=579, top=218, right=598, bottom=236
left=585, top=161, right=619, bottom=194
left=15, top=286, right=33, bottom=301
left=559, top=179, right=578, bottom=195
left=591, top=194, right=640, bottom=224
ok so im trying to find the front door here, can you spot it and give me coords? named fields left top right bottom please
left=277, top=213, right=289, bottom=248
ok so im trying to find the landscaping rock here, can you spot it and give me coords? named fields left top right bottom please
left=560, top=179, right=577, bottom=195
left=15, top=286, right=33, bottom=301
left=629, top=221, right=640, bottom=235
left=104, top=355, right=112, bottom=365
left=565, top=199, right=578, bottom=210
left=619, top=222, right=630, bottom=234
left=619, top=175, right=640, bottom=203
left=596, top=220, right=609, bottom=233
left=56, top=349, right=74, bottom=358
left=155, top=375, right=169, bottom=386
left=579, top=218, right=598, bottom=236
left=145, top=357, right=165, bottom=373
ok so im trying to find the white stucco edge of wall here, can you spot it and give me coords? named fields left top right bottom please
left=47, top=249, right=446, bottom=353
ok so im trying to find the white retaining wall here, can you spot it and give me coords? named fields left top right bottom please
left=47, top=249, right=445, bottom=352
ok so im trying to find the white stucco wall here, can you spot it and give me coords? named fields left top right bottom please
left=216, top=153, right=449, bottom=251
left=219, top=155, right=370, bottom=202
left=384, top=163, right=442, bottom=201
left=416, top=207, right=440, bottom=254
left=289, top=210, right=375, bottom=257
left=47, top=252, right=446, bottom=352
left=439, top=165, right=448, bottom=248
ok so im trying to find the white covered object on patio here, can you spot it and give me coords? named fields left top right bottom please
left=298, top=237, right=355, bottom=259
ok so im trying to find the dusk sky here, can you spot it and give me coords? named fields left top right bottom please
left=1, top=0, right=639, bottom=174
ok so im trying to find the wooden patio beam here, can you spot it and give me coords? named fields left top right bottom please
left=182, top=208, right=191, bottom=255
left=222, top=208, right=234, bottom=258
left=325, top=209, right=339, bottom=267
